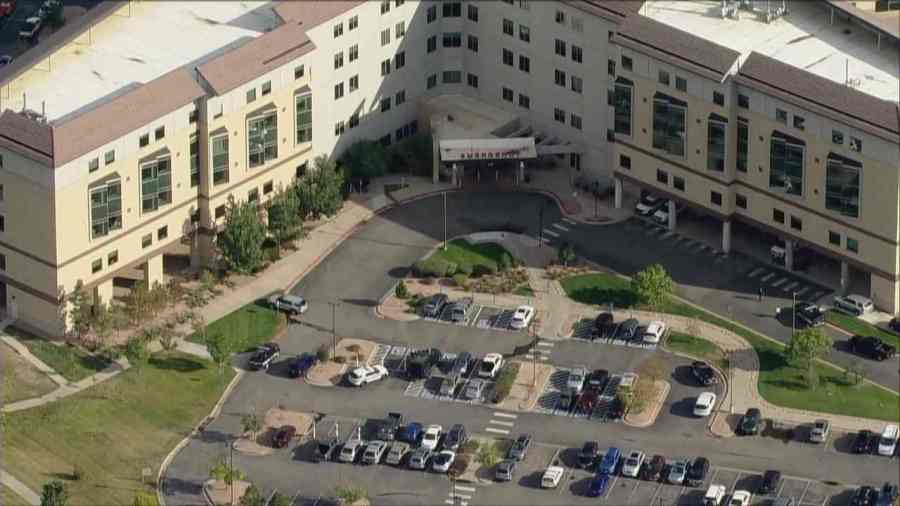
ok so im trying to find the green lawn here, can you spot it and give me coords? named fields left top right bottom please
left=3, top=351, right=234, bottom=506
left=826, top=310, right=899, bottom=348
left=0, top=483, right=30, bottom=506
left=428, top=239, right=512, bottom=273
left=6, top=327, right=110, bottom=383
left=561, top=273, right=900, bottom=422
left=1, top=342, right=58, bottom=403
left=187, top=301, right=284, bottom=352
left=513, top=285, right=535, bottom=297
left=666, top=332, right=727, bottom=370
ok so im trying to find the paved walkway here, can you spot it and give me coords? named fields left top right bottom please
left=0, top=470, right=40, bottom=506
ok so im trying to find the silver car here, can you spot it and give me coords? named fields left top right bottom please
left=567, top=366, right=587, bottom=394
left=464, top=378, right=487, bottom=400
left=362, top=440, right=387, bottom=465
left=668, top=459, right=689, bottom=484
left=385, top=441, right=410, bottom=466
left=408, top=448, right=432, bottom=470
left=495, top=459, right=517, bottom=481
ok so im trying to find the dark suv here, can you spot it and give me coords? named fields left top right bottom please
left=853, top=430, right=877, bottom=454
left=640, top=455, right=666, bottom=481
left=738, top=408, right=762, bottom=435
left=615, top=319, right=641, bottom=341
left=592, top=313, right=615, bottom=339
left=685, top=457, right=709, bottom=487
left=759, top=470, right=782, bottom=494
left=444, top=424, right=468, bottom=451
left=248, top=343, right=280, bottom=371
left=794, top=302, right=824, bottom=327
left=849, top=335, right=896, bottom=360
left=423, top=293, right=449, bottom=318
left=577, top=441, right=600, bottom=469
left=690, top=361, right=718, bottom=386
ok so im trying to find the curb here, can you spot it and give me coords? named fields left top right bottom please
left=157, top=368, right=244, bottom=506
left=623, top=380, right=671, bottom=428
left=659, top=341, right=731, bottom=438
left=528, top=189, right=633, bottom=227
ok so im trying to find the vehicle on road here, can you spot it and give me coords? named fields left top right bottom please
left=622, top=450, right=645, bottom=477
left=833, top=294, right=874, bottom=316
left=0, top=55, right=12, bottom=68
left=640, top=455, right=666, bottom=481
left=598, top=447, right=620, bottom=475
left=877, top=424, right=898, bottom=456
left=578, top=441, right=600, bottom=469
left=759, top=470, right=781, bottom=495
left=694, top=392, right=717, bottom=417
left=408, top=447, right=432, bottom=470
left=704, top=484, right=726, bottom=506
left=794, top=302, right=825, bottom=327
left=592, top=312, right=616, bottom=339
left=510, top=305, right=535, bottom=329
left=507, top=433, right=532, bottom=461
left=691, top=361, right=718, bottom=386
left=541, top=466, right=564, bottom=488
left=588, top=472, right=611, bottom=497
left=421, top=424, right=442, bottom=451
left=667, top=459, right=689, bottom=484
left=729, top=490, right=752, bottom=506
left=432, top=450, right=455, bottom=473
left=443, top=424, right=468, bottom=451
left=268, top=294, right=308, bottom=315
left=616, top=318, right=641, bottom=341
left=495, top=459, right=517, bottom=481
left=853, top=430, right=877, bottom=454
left=339, top=440, right=364, bottom=463
left=809, top=419, right=830, bottom=443
left=642, top=321, right=667, bottom=344
left=385, top=441, right=410, bottom=465
left=362, top=440, right=388, bottom=465
left=636, top=193, right=665, bottom=217
left=463, top=378, right=487, bottom=400
left=397, top=422, right=423, bottom=444
left=288, top=353, right=317, bottom=378
left=567, top=366, right=587, bottom=393
left=479, top=353, right=504, bottom=378
left=449, top=297, right=473, bottom=322
left=272, top=425, right=296, bottom=449
left=248, top=343, right=280, bottom=371
left=423, top=293, right=449, bottom=317
left=850, top=486, right=878, bottom=506
left=849, top=335, right=896, bottom=361
left=738, top=408, right=762, bottom=435
left=686, top=457, right=709, bottom=487
left=347, top=365, right=389, bottom=386
left=19, top=16, right=41, bottom=39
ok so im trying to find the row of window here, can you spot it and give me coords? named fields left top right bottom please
left=553, top=38, right=584, bottom=63
left=333, top=14, right=359, bottom=38
left=738, top=93, right=864, bottom=152
left=502, top=18, right=531, bottom=43
left=553, top=68, right=583, bottom=94
left=334, top=44, right=359, bottom=70
left=553, top=107, right=583, bottom=131
left=552, top=7, right=585, bottom=32
left=424, top=1, right=474, bottom=22
left=500, top=86, right=531, bottom=110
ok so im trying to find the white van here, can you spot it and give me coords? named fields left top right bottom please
left=877, top=424, right=898, bottom=456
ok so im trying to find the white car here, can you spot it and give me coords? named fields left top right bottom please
left=346, top=365, right=388, bottom=387
left=642, top=321, right=666, bottom=344
left=361, top=440, right=388, bottom=465
left=566, top=366, right=587, bottom=393
left=694, top=392, right=717, bottom=417
left=431, top=450, right=456, bottom=473
left=621, top=450, right=645, bottom=477
left=19, top=17, right=42, bottom=38
left=421, top=424, right=442, bottom=451
left=635, top=194, right=662, bottom=216
left=833, top=294, right=874, bottom=316
left=705, top=484, right=726, bottom=506
left=479, top=353, right=504, bottom=379
left=541, top=465, right=564, bottom=488
left=878, top=424, right=898, bottom=456
left=729, top=490, right=752, bottom=506
left=510, top=305, right=535, bottom=329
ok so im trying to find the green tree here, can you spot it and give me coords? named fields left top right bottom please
left=218, top=196, right=267, bottom=274
left=239, top=485, right=266, bottom=506
left=66, top=280, right=91, bottom=339
left=340, top=139, right=388, bottom=179
left=40, top=480, right=68, bottom=506
left=124, top=335, right=150, bottom=374
left=785, top=327, right=833, bottom=390
left=394, top=280, right=409, bottom=299
left=475, top=441, right=501, bottom=467
left=391, top=133, right=433, bottom=175
left=241, top=411, right=262, bottom=438
left=126, top=280, right=151, bottom=325
left=91, top=301, right=114, bottom=351
left=631, top=264, right=674, bottom=310
left=206, top=332, right=235, bottom=376
left=557, top=242, right=576, bottom=267
left=267, top=186, right=303, bottom=255
left=132, top=491, right=157, bottom=506
left=333, top=485, right=367, bottom=504
left=269, top=491, right=291, bottom=506
left=296, top=156, right=345, bottom=219
left=209, top=458, right=246, bottom=500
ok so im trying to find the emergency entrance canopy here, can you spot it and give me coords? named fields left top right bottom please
left=439, top=137, right=537, bottom=161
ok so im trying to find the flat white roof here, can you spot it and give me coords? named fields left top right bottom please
left=642, top=1, right=900, bottom=103
left=423, top=94, right=519, bottom=140
left=2, top=1, right=280, bottom=123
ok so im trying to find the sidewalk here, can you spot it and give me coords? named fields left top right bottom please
left=522, top=167, right=636, bottom=225
left=0, top=469, right=39, bottom=506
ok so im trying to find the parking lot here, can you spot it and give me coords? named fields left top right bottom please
left=421, top=298, right=532, bottom=334
left=569, top=317, right=660, bottom=351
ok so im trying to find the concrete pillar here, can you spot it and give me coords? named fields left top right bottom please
left=144, top=253, right=164, bottom=289
left=94, top=279, right=114, bottom=306
left=518, top=162, right=524, bottom=186
left=667, top=199, right=677, bottom=231
left=721, top=220, right=732, bottom=254
left=613, top=177, right=623, bottom=209
left=195, top=231, right=217, bottom=269
left=432, top=134, right=440, bottom=184
left=450, top=165, right=457, bottom=187
left=870, top=274, right=899, bottom=314
left=840, top=261, right=849, bottom=292
left=785, top=240, right=794, bottom=271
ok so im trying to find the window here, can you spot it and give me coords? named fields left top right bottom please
left=571, top=17, right=584, bottom=32
left=773, top=208, right=785, bottom=224
left=652, top=93, right=687, bottom=157
left=713, top=91, right=725, bottom=106
left=381, top=59, right=391, bottom=76
left=467, top=73, right=479, bottom=88
left=333, top=22, right=343, bottom=38
left=621, top=55, right=632, bottom=71
left=736, top=194, right=747, bottom=209
left=519, top=25, right=530, bottom=43
left=296, top=162, right=308, bottom=179
left=108, top=250, right=118, bottom=266
left=769, top=131, right=805, bottom=196
left=349, top=75, right=359, bottom=92
left=141, top=233, right=152, bottom=249
left=334, top=82, right=344, bottom=99
left=247, top=88, right=257, bottom=103
left=468, top=4, right=478, bottom=21
left=674, top=176, right=685, bottom=191
left=349, top=45, right=358, bottom=62
left=443, top=70, right=462, bottom=84
left=738, top=93, right=749, bottom=109
left=294, top=65, right=305, bottom=79
left=442, top=1, right=461, bottom=17
left=0, top=155, right=3, bottom=169
left=427, top=74, right=437, bottom=89
left=554, top=69, right=566, bottom=86
left=395, top=90, right=406, bottom=105
left=467, top=35, right=479, bottom=52
left=295, top=93, right=312, bottom=144
left=518, top=55, right=530, bottom=73
left=261, top=81, right=271, bottom=96
left=190, top=135, right=199, bottom=188
left=554, top=108, right=565, bottom=123
left=211, top=135, right=229, bottom=185
left=825, top=153, right=861, bottom=218
left=570, top=76, right=583, bottom=94
left=707, top=114, right=727, bottom=172
left=555, top=10, right=565, bottom=23
left=503, top=18, right=514, bottom=36
left=790, top=216, right=802, bottom=231
left=348, top=15, right=358, bottom=30
left=555, top=39, right=566, bottom=57
left=427, top=35, right=437, bottom=53
left=832, top=130, right=844, bottom=145
left=0, top=253, right=4, bottom=271
left=395, top=0, right=404, bottom=6
left=502, top=87, right=514, bottom=102
left=90, top=180, right=122, bottom=239
left=828, top=231, right=841, bottom=246
left=158, top=225, right=168, bottom=240
left=104, top=150, right=115, bottom=165
left=248, top=188, right=259, bottom=204
left=518, top=93, right=530, bottom=109
left=215, top=205, right=226, bottom=220
left=380, top=97, right=391, bottom=112
left=793, top=115, right=805, bottom=130
left=619, top=155, right=631, bottom=170
left=570, top=114, right=582, bottom=130
left=0, top=184, right=3, bottom=201
left=607, top=59, right=615, bottom=76
left=737, top=117, right=749, bottom=173
left=518, top=0, right=529, bottom=9
left=443, top=32, right=462, bottom=48
left=658, top=70, right=670, bottom=86
left=381, top=28, right=390, bottom=46
left=139, top=134, right=149, bottom=148
left=141, top=157, right=172, bottom=212
left=92, top=258, right=102, bottom=273
left=775, top=108, right=788, bottom=124
left=334, top=51, right=344, bottom=69
left=613, top=78, right=633, bottom=137
left=502, top=48, right=514, bottom=66
left=427, top=5, right=436, bottom=22
left=395, top=21, right=405, bottom=38
left=247, top=112, right=278, bottom=168
left=381, top=0, right=390, bottom=14
left=656, top=169, right=669, bottom=184
left=849, top=136, right=862, bottom=152
left=675, top=76, right=687, bottom=92
left=710, top=191, right=722, bottom=206
left=571, top=45, right=582, bottom=63
left=263, top=181, right=273, bottom=194
left=846, top=237, right=858, bottom=253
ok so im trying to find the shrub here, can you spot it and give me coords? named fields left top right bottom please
left=499, top=252, right=513, bottom=272
left=452, top=274, right=469, bottom=288
left=316, top=344, right=330, bottom=363
left=459, top=440, right=480, bottom=455
left=395, top=280, right=409, bottom=299
left=456, top=263, right=473, bottom=276
left=492, top=362, right=520, bottom=403
left=413, top=258, right=457, bottom=277
left=472, top=264, right=497, bottom=278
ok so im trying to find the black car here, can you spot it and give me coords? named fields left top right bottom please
left=738, top=408, right=762, bottom=435
left=849, top=335, right=896, bottom=361
left=690, top=361, right=718, bottom=386
left=507, top=434, right=531, bottom=461
left=851, top=486, right=879, bottom=506
left=640, top=455, right=666, bottom=481
left=608, top=396, right=626, bottom=420
left=577, top=441, right=601, bottom=469
left=406, top=348, right=442, bottom=379
left=288, top=353, right=317, bottom=378
left=372, top=412, right=403, bottom=441
left=794, top=302, right=825, bottom=327
left=444, top=424, right=468, bottom=451
left=312, top=437, right=340, bottom=463
left=853, top=430, right=878, bottom=454
left=615, top=318, right=641, bottom=341
left=586, top=369, right=609, bottom=392
left=248, top=343, right=280, bottom=370
left=889, top=318, right=900, bottom=335
left=423, top=293, right=449, bottom=318
left=685, top=457, right=709, bottom=487
left=878, top=483, right=899, bottom=506
left=592, top=313, right=615, bottom=339
left=759, top=470, right=782, bottom=495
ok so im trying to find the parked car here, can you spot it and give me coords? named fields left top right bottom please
left=588, top=472, right=612, bottom=497
left=507, top=434, right=532, bottom=461
left=423, top=293, right=449, bottom=317
left=463, top=378, right=487, bottom=400
left=373, top=412, right=403, bottom=441
left=668, top=459, right=689, bottom=484
left=248, top=343, right=280, bottom=370
left=759, top=470, right=781, bottom=495
left=444, top=424, right=468, bottom=451
left=592, top=312, right=615, bottom=339
left=362, top=440, right=388, bottom=465
left=809, top=419, right=830, bottom=443
left=598, top=447, right=620, bottom=475
left=850, top=486, right=878, bottom=506
left=431, top=450, right=456, bottom=473
left=616, top=318, right=641, bottom=341
left=339, top=440, right=364, bottom=463
left=833, top=294, right=874, bottom=316
left=449, top=297, right=474, bottom=322
left=730, top=490, right=752, bottom=506
left=397, top=422, right=423, bottom=444
left=495, top=459, right=517, bottom=481
left=510, top=305, right=535, bottom=329
left=558, top=388, right=578, bottom=412
left=607, top=396, right=626, bottom=420
left=421, top=424, right=442, bottom=451
left=385, top=441, right=410, bottom=465
left=312, top=437, right=339, bottom=463
left=738, top=408, right=762, bottom=435
left=408, top=447, right=432, bottom=470
left=877, top=483, right=899, bottom=506
left=18, top=16, right=41, bottom=38
left=691, top=361, right=718, bottom=386
left=652, top=201, right=683, bottom=225
left=406, top=348, right=442, bottom=380
left=849, top=335, right=896, bottom=361
left=479, top=353, right=504, bottom=378
left=694, top=392, right=717, bottom=417
left=288, top=353, right=317, bottom=378
left=642, top=320, right=667, bottom=344
left=586, top=369, right=609, bottom=391
left=686, top=457, right=709, bottom=487
left=0, top=55, right=11, bottom=68
left=269, top=294, right=308, bottom=315
left=578, top=441, right=601, bottom=469
left=619, top=372, right=638, bottom=390
left=622, top=450, right=645, bottom=478
left=272, top=425, right=296, bottom=449
left=636, top=193, right=665, bottom=217
left=877, top=424, right=898, bottom=456
left=567, top=366, right=587, bottom=393
left=888, top=317, right=900, bottom=335
left=347, top=365, right=389, bottom=386
left=541, top=466, right=564, bottom=488
left=853, top=430, right=878, bottom=454
left=770, top=240, right=812, bottom=271
left=704, top=484, right=726, bottom=506
left=575, top=389, right=600, bottom=414
left=640, top=455, right=666, bottom=481
left=793, top=302, right=824, bottom=327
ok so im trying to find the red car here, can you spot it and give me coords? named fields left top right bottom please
left=272, top=425, right=296, bottom=449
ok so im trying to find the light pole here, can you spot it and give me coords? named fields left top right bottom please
left=791, top=291, right=797, bottom=337
left=538, top=202, right=544, bottom=248
left=229, top=435, right=235, bottom=505
left=531, top=324, right=537, bottom=387
left=328, top=301, right=339, bottom=357
left=443, top=191, right=448, bottom=251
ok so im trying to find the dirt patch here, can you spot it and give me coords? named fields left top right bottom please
left=497, top=360, right=555, bottom=412
left=334, top=338, right=377, bottom=366
left=306, top=361, right=347, bottom=387
left=710, top=412, right=740, bottom=438
left=377, top=294, right=420, bottom=321
left=306, top=338, right=377, bottom=386
left=624, top=380, right=670, bottom=428
left=1, top=342, right=58, bottom=403
left=204, top=479, right=250, bottom=505
left=234, top=408, right=313, bottom=456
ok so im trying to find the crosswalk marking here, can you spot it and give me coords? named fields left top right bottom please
left=782, top=281, right=799, bottom=292
left=444, top=500, right=468, bottom=506
left=454, top=486, right=477, bottom=493
left=543, top=228, right=560, bottom=238
left=493, top=412, right=517, bottom=419
left=562, top=217, right=577, bottom=225
left=771, top=277, right=788, bottom=287
left=795, top=286, right=810, bottom=297
left=552, top=223, right=569, bottom=232
left=489, top=420, right=515, bottom=427
left=748, top=267, right=765, bottom=278
left=760, top=272, right=776, bottom=282
left=537, top=341, right=554, bottom=348
left=485, top=427, right=510, bottom=435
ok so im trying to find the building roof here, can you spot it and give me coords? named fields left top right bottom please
left=823, top=0, right=899, bottom=41
left=612, top=14, right=740, bottom=80
left=0, top=110, right=54, bottom=166
left=272, top=0, right=364, bottom=24
left=737, top=52, right=899, bottom=138
left=565, top=0, right=644, bottom=22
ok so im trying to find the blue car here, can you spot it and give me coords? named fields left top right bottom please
left=397, top=422, right=423, bottom=444
left=588, top=473, right=611, bottom=497
left=598, top=447, right=620, bottom=475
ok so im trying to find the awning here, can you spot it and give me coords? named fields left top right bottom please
left=439, top=137, right=537, bottom=161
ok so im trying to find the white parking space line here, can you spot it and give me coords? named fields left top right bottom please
left=543, top=228, right=560, bottom=238
left=489, top=420, right=515, bottom=427
left=771, top=277, right=788, bottom=287
left=537, top=341, right=554, bottom=348
left=783, top=281, right=799, bottom=292
left=493, top=412, right=517, bottom=419
left=485, top=427, right=510, bottom=435
left=552, top=223, right=570, bottom=232
left=562, top=217, right=577, bottom=225
left=795, top=286, right=811, bottom=297
left=797, top=480, right=812, bottom=505
left=748, top=267, right=765, bottom=278
left=444, top=500, right=468, bottom=506
left=454, top=486, right=476, bottom=493
left=761, top=272, right=776, bottom=282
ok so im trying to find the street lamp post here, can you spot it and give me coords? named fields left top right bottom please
left=538, top=203, right=544, bottom=248
left=328, top=301, right=339, bottom=357
left=443, top=191, right=448, bottom=251
left=791, top=291, right=797, bottom=337
left=229, top=435, right=235, bottom=505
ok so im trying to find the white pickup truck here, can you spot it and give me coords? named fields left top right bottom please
left=704, top=484, right=726, bottom=506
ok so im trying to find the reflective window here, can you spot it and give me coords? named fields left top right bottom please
left=652, top=93, right=687, bottom=157
left=211, top=135, right=229, bottom=186
left=90, top=181, right=122, bottom=239
left=769, top=131, right=804, bottom=197
left=613, top=77, right=633, bottom=137
left=141, top=157, right=172, bottom=213
left=736, top=117, right=749, bottom=172
left=248, top=113, right=278, bottom=168
left=825, top=153, right=861, bottom=218
left=707, top=114, right=727, bottom=172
